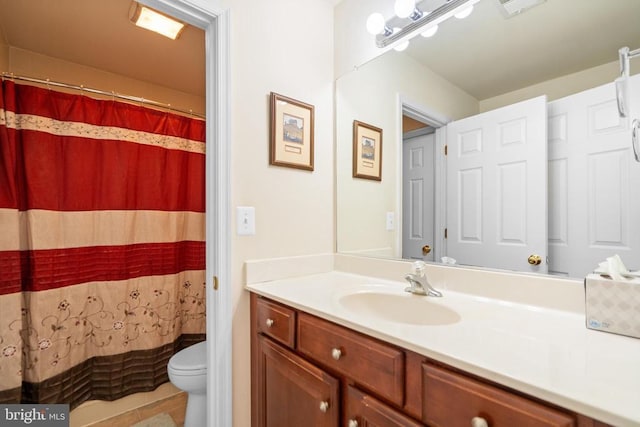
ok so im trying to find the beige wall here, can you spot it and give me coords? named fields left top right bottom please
left=0, top=35, right=8, bottom=71
left=334, top=0, right=392, bottom=78
left=336, top=50, right=478, bottom=258
left=229, top=0, right=335, bottom=425
left=479, top=60, right=640, bottom=112
left=6, top=47, right=205, bottom=116
left=1, top=1, right=334, bottom=425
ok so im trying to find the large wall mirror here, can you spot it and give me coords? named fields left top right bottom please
left=336, top=0, right=640, bottom=279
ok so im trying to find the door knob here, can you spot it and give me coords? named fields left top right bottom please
left=422, top=245, right=431, bottom=255
left=527, top=254, right=542, bottom=265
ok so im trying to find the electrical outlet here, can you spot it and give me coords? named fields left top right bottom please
left=237, top=206, right=256, bottom=236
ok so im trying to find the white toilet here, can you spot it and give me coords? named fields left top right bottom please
left=167, top=341, right=207, bottom=427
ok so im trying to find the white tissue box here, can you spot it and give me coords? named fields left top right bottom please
left=585, top=273, right=640, bottom=339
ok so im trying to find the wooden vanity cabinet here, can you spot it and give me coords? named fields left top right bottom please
left=257, top=335, right=339, bottom=427
left=297, top=312, right=405, bottom=407
left=250, top=293, right=612, bottom=427
left=422, top=363, right=576, bottom=427
left=345, top=385, right=424, bottom=427
left=252, top=296, right=339, bottom=427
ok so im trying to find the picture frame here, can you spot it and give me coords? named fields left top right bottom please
left=352, top=120, right=382, bottom=181
left=269, top=92, right=314, bottom=171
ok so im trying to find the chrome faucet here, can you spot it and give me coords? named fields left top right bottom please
left=404, top=261, right=442, bottom=297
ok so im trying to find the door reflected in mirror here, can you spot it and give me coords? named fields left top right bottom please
left=336, top=0, right=640, bottom=279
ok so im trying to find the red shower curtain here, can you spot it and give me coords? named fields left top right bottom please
left=0, top=80, right=206, bottom=407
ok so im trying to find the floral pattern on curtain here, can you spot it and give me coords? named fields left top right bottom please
left=0, top=80, right=206, bottom=408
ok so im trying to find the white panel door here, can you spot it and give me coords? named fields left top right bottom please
left=446, top=96, right=548, bottom=272
left=548, top=75, right=640, bottom=276
left=403, top=132, right=436, bottom=260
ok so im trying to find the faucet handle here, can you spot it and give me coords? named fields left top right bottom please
left=411, top=260, right=426, bottom=277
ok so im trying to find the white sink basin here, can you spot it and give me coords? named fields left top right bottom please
left=338, top=290, right=461, bottom=326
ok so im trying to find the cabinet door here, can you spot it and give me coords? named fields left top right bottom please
left=257, top=335, right=339, bottom=427
left=345, top=385, right=424, bottom=427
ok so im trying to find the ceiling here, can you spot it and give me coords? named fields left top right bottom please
left=403, top=0, right=640, bottom=100
left=2, top=1, right=639, bottom=102
left=0, top=0, right=205, bottom=96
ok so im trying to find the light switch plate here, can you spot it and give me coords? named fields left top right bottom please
left=386, top=212, right=395, bottom=231
left=237, top=206, right=256, bottom=236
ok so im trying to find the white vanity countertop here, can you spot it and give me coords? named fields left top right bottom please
left=246, top=271, right=640, bottom=427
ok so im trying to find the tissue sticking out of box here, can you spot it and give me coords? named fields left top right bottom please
left=594, top=254, right=639, bottom=280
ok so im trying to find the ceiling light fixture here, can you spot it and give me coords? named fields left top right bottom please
left=366, top=0, right=481, bottom=50
left=130, top=2, right=185, bottom=40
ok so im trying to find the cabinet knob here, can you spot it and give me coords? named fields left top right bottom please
left=319, top=401, right=329, bottom=413
left=471, top=416, right=489, bottom=427
left=348, top=420, right=358, bottom=427
left=265, top=318, right=274, bottom=328
left=331, top=348, right=342, bottom=360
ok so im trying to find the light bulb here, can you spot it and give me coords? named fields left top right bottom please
left=393, top=40, right=409, bottom=52
left=420, top=25, right=438, bottom=38
left=454, top=5, right=474, bottom=19
left=394, top=0, right=416, bottom=19
left=366, top=13, right=386, bottom=35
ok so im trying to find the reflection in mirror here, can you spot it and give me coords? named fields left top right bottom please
left=336, top=0, right=640, bottom=279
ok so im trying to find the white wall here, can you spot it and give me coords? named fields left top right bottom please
left=336, top=51, right=478, bottom=257
left=228, top=0, right=335, bottom=426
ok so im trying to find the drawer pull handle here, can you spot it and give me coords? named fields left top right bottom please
left=331, top=348, right=342, bottom=360
left=265, top=318, right=274, bottom=328
left=471, top=416, right=489, bottom=427
left=319, top=401, right=329, bottom=413
left=348, top=420, right=358, bottom=427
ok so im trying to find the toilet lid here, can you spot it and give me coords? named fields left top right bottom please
left=169, top=341, right=207, bottom=372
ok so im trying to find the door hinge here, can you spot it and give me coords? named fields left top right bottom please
left=444, top=228, right=448, bottom=239
left=444, top=145, right=448, bottom=156
left=213, top=275, right=219, bottom=291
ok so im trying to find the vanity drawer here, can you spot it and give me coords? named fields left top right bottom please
left=422, top=363, right=575, bottom=427
left=297, top=312, right=404, bottom=406
left=256, top=298, right=296, bottom=348
left=346, top=385, right=424, bottom=427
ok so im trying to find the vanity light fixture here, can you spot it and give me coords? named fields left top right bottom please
left=366, top=0, right=481, bottom=50
left=454, top=5, right=475, bottom=19
left=129, top=2, right=185, bottom=40
left=394, top=0, right=423, bottom=20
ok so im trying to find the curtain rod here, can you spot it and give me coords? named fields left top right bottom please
left=1, top=72, right=205, bottom=119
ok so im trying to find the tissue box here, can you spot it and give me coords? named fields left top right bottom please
left=585, top=273, right=640, bottom=339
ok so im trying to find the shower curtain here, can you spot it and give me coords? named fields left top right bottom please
left=0, top=80, right=206, bottom=408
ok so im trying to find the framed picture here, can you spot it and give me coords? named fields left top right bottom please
left=270, top=92, right=314, bottom=171
left=352, top=120, right=382, bottom=181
